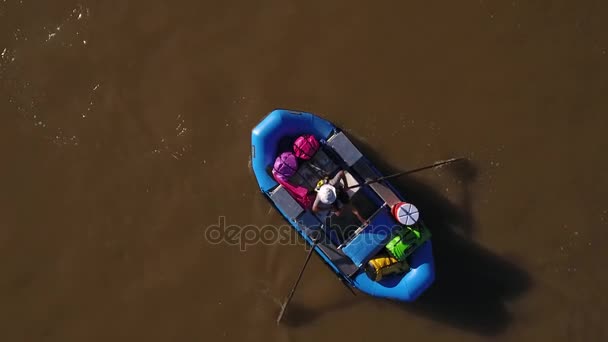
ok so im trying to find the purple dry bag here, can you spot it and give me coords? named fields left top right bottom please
left=273, top=152, right=298, bottom=178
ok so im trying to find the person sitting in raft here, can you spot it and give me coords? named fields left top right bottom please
left=313, top=170, right=367, bottom=224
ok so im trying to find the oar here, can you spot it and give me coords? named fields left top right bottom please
left=276, top=237, right=319, bottom=324
left=345, top=157, right=466, bottom=189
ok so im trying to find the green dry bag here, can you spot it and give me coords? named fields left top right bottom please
left=385, top=226, right=430, bottom=261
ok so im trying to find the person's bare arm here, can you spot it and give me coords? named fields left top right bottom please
left=328, top=170, right=345, bottom=187
left=312, top=194, right=327, bottom=213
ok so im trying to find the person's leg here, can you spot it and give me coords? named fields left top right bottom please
left=352, top=207, right=367, bottom=225
left=338, top=201, right=366, bottom=225
left=333, top=200, right=344, bottom=216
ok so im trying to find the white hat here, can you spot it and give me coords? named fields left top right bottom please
left=318, top=184, right=337, bottom=204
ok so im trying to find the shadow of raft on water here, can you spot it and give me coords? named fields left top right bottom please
left=405, top=232, right=531, bottom=335
left=346, top=135, right=533, bottom=336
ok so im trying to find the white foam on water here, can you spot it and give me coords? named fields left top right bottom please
left=1, top=4, right=99, bottom=149
left=150, top=114, right=192, bottom=160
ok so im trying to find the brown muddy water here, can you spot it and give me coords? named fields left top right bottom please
left=1, top=0, right=608, bottom=341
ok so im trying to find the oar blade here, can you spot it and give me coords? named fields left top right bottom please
left=276, top=302, right=288, bottom=325
left=433, top=157, right=465, bottom=167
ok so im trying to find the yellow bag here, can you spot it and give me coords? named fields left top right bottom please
left=365, top=254, right=410, bottom=281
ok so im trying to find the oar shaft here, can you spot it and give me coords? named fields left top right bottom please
left=346, top=157, right=465, bottom=189
left=276, top=240, right=318, bottom=324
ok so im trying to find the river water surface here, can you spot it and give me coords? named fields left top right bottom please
left=1, top=0, right=608, bottom=341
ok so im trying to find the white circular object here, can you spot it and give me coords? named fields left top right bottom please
left=318, top=184, right=337, bottom=204
left=394, top=202, right=420, bottom=225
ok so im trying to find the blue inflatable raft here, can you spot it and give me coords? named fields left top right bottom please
left=251, top=109, right=435, bottom=301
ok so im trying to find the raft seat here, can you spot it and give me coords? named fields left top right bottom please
left=269, top=185, right=305, bottom=220
left=351, top=159, right=401, bottom=207
left=326, top=132, right=363, bottom=167
left=327, top=131, right=402, bottom=207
